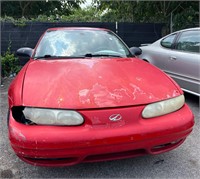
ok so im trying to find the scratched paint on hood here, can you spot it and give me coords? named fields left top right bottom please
left=79, top=83, right=132, bottom=107
left=22, top=58, right=181, bottom=109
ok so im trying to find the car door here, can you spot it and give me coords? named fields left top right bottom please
left=140, top=33, right=179, bottom=72
left=162, top=29, right=200, bottom=95
left=152, top=33, right=178, bottom=70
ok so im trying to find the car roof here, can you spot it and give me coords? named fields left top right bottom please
left=46, top=27, right=110, bottom=32
left=160, top=27, right=200, bottom=40
left=176, top=27, right=200, bottom=33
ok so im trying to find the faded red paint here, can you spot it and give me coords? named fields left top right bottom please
left=9, top=57, right=182, bottom=109
left=9, top=104, right=194, bottom=166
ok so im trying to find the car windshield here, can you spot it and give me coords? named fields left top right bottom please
left=34, top=29, right=132, bottom=59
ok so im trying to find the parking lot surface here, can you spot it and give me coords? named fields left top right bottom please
left=0, top=77, right=199, bottom=178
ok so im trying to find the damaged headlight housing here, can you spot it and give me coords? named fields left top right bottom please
left=142, top=95, right=185, bottom=118
left=23, top=107, right=84, bottom=126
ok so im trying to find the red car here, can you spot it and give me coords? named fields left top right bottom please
left=8, top=27, right=194, bottom=167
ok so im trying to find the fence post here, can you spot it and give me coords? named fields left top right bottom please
left=115, top=21, right=118, bottom=34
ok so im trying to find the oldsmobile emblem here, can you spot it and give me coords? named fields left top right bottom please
left=109, top=114, right=122, bottom=121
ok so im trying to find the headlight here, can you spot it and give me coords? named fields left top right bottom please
left=142, top=95, right=185, bottom=118
left=23, top=107, right=84, bottom=126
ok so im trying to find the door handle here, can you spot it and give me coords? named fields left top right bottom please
left=169, top=56, right=177, bottom=60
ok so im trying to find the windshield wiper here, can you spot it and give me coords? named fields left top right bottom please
left=34, top=55, right=85, bottom=60
left=85, top=53, right=122, bottom=58
left=34, top=53, right=122, bottom=60
left=34, top=55, right=57, bottom=59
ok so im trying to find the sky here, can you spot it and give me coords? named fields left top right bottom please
left=81, top=0, right=93, bottom=8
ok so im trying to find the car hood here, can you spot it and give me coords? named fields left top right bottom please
left=22, top=58, right=181, bottom=109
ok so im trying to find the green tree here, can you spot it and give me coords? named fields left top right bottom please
left=93, top=0, right=199, bottom=31
left=1, top=0, right=85, bottom=18
left=94, top=0, right=138, bottom=22
left=61, top=7, right=102, bottom=22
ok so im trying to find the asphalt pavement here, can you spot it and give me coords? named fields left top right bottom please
left=0, top=77, right=199, bottom=178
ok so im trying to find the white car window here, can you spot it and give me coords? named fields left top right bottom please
left=161, top=34, right=176, bottom=49
left=176, top=30, right=200, bottom=53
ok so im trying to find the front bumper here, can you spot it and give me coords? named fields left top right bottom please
left=8, top=104, right=194, bottom=167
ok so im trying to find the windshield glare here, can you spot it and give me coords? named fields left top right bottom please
left=34, top=29, right=131, bottom=58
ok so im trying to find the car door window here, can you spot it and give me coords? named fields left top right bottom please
left=161, top=34, right=176, bottom=49
left=176, top=30, right=200, bottom=53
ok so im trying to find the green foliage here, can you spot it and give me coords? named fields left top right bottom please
left=0, top=0, right=198, bottom=30
left=94, top=0, right=199, bottom=31
left=1, top=0, right=85, bottom=18
left=61, top=7, right=102, bottom=22
left=0, top=7, right=103, bottom=24
left=173, top=5, right=199, bottom=31
left=0, top=16, right=27, bottom=27
left=1, top=44, right=21, bottom=77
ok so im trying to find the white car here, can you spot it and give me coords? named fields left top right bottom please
left=139, top=27, right=200, bottom=97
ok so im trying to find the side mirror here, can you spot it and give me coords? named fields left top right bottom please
left=16, top=47, right=33, bottom=57
left=16, top=47, right=33, bottom=66
left=129, top=47, right=142, bottom=56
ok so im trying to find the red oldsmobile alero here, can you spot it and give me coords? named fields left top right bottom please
left=8, top=27, right=194, bottom=167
